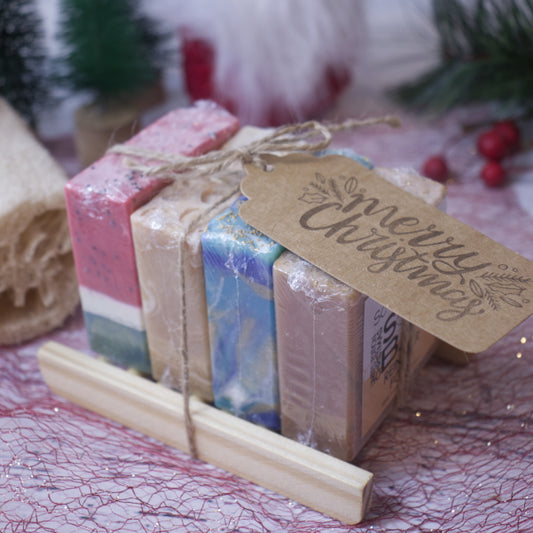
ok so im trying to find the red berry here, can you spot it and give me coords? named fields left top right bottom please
left=422, top=155, right=448, bottom=182
left=477, top=130, right=507, bottom=161
left=481, top=161, right=506, bottom=187
left=493, top=120, right=521, bottom=152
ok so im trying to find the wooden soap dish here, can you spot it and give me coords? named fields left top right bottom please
left=38, top=341, right=373, bottom=524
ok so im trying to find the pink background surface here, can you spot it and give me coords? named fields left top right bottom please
left=1, top=102, right=532, bottom=532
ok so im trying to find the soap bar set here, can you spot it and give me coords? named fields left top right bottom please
left=65, top=104, right=447, bottom=462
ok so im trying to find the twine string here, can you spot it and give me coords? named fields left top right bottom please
left=177, top=183, right=243, bottom=460
left=177, top=232, right=198, bottom=460
left=109, top=116, right=401, bottom=179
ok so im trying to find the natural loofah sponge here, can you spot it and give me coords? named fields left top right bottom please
left=0, top=98, right=79, bottom=344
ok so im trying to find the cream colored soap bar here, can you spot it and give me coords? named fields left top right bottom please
left=131, top=127, right=269, bottom=401
left=374, top=166, right=447, bottom=208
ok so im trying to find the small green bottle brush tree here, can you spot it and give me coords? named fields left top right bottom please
left=55, top=0, right=171, bottom=166
left=0, top=0, right=47, bottom=128
left=55, top=0, right=169, bottom=110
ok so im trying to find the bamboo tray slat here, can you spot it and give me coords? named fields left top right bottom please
left=38, top=341, right=373, bottom=524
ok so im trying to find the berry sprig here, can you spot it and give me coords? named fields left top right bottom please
left=421, top=119, right=522, bottom=187
left=476, top=120, right=521, bottom=187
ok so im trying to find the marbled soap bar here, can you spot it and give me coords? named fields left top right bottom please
left=65, top=101, right=239, bottom=373
left=131, top=126, right=269, bottom=400
left=202, top=197, right=284, bottom=429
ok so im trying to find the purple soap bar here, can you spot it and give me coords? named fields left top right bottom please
left=273, top=251, right=365, bottom=460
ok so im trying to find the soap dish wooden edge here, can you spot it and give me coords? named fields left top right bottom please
left=37, top=341, right=373, bottom=525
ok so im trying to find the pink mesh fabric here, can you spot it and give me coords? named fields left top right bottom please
left=1, top=110, right=532, bottom=532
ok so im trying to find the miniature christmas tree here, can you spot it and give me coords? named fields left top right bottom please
left=0, top=0, right=47, bottom=127
left=55, top=0, right=171, bottom=166
left=55, top=0, right=170, bottom=109
left=391, top=0, right=533, bottom=115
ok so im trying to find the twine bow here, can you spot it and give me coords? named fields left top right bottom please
left=109, top=116, right=401, bottom=179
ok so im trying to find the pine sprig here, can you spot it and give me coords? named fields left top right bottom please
left=478, top=272, right=530, bottom=283
left=390, top=0, right=533, bottom=114
left=485, top=290, right=500, bottom=310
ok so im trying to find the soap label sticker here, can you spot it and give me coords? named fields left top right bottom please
left=362, top=298, right=401, bottom=437
left=240, top=153, right=533, bottom=353
left=363, top=299, right=401, bottom=383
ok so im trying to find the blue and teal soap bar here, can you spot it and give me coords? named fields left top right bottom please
left=201, top=197, right=285, bottom=430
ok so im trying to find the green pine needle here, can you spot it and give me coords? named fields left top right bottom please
left=391, top=0, right=533, bottom=114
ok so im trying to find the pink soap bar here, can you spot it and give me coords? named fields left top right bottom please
left=65, top=101, right=239, bottom=306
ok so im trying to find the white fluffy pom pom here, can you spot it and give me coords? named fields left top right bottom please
left=178, top=0, right=364, bottom=125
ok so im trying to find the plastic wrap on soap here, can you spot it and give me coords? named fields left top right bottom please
left=273, top=251, right=401, bottom=461
left=273, top=251, right=365, bottom=460
left=64, top=101, right=239, bottom=374
left=131, top=172, right=242, bottom=402
left=202, top=196, right=285, bottom=430
left=130, top=126, right=273, bottom=401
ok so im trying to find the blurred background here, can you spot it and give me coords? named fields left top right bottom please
left=2, top=0, right=531, bottom=200
left=30, top=0, right=440, bottom=137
